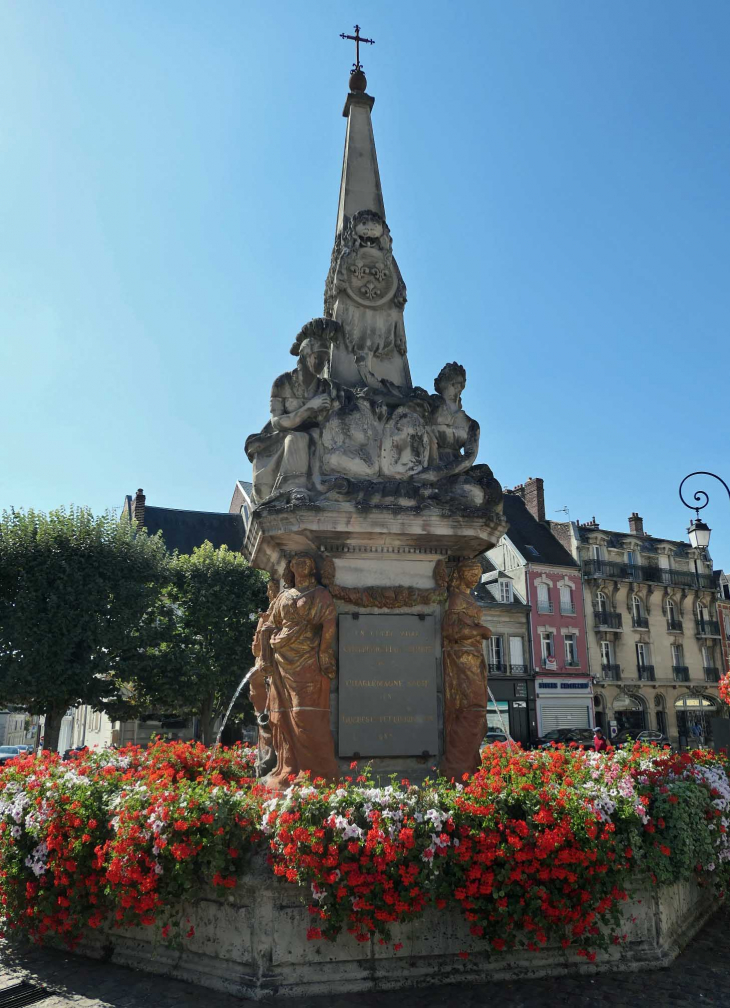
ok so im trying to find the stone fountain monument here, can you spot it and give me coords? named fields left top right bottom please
left=244, top=55, right=507, bottom=786
left=69, top=43, right=719, bottom=1003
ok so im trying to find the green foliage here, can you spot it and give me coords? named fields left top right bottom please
left=116, top=542, right=268, bottom=743
left=0, top=507, right=168, bottom=724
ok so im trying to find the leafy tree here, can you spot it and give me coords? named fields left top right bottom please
left=0, top=507, right=168, bottom=751
left=117, top=542, right=269, bottom=746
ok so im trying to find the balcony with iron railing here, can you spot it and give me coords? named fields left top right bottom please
left=666, top=618, right=684, bottom=632
left=488, top=662, right=507, bottom=674
left=560, top=604, right=576, bottom=615
left=631, top=615, right=649, bottom=629
left=583, top=559, right=715, bottom=591
left=594, top=610, right=623, bottom=629
left=637, top=665, right=656, bottom=681
left=704, top=667, right=721, bottom=683
left=601, top=664, right=621, bottom=681
left=537, top=601, right=554, bottom=614
left=695, top=619, right=721, bottom=637
left=564, top=660, right=581, bottom=668
left=673, top=666, right=690, bottom=682
left=509, top=664, right=530, bottom=676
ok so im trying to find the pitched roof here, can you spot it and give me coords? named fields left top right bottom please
left=502, top=493, right=578, bottom=568
left=142, top=506, right=245, bottom=555
left=480, top=569, right=513, bottom=584
left=472, top=580, right=529, bottom=608
left=576, top=524, right=690, bottom=555
left=228, top=480, right=253, bottom=516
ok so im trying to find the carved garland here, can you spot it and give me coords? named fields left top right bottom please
left=317, top=555, right=448, bottom=609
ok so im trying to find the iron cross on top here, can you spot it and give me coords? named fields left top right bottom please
left=340, top=24, right=374, bottom=71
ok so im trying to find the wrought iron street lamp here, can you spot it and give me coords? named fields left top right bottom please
left=678, top=471, right=730, bottom=548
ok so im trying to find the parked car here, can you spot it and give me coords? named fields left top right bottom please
left=535, top=729, right=596, bottom=750
left=13, top=744, right=34, bottom=754
left=481, top=731, right=508, bottom=747
left=614, top=729, right=672, bottom=749
left=62, top=745, right=89, bottom=760
left=0, top=746, right=21, bottom=765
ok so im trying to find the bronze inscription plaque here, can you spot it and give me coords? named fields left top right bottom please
left=338, top=614, right=439, bottom=758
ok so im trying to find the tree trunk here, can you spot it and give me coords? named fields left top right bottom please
left=200, top=694, right=216, bottom=747
left=42, top=708, right=63, bottom=752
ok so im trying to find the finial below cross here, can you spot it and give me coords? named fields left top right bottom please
left=339, top=24, right=374, bottom=72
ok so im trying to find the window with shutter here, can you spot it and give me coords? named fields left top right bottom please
left=488, top=636, right=503, bottom=666
left=564, top=634, right=578, bottom=666
left=537, top=583, right=552, bottom=613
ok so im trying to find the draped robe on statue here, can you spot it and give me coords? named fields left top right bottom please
left=264, top=585, right=340, bottom=789
left=245, top=368, right=332, bottom=503
left=440, top=588, right=489, bottom=781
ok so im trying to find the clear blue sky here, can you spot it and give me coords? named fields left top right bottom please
left=2, top=1, right=728, bottom=566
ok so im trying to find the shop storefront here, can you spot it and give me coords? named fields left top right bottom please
left=487, top=677, right=537, bottom=747
left=536, top=676, right=594, bottom=735
left=674, top=694, right=719, bottom=749
left=612, top=692, right=646, bottom=735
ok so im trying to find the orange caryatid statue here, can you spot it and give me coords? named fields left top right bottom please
left=440, top=558, right=492, bottom=782
left=263, top=553, right=340, bottom=790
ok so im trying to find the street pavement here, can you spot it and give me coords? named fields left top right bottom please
left=0, top=905, right=728, bottom=1007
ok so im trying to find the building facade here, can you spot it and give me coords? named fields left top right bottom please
left=717, top=573, right=730, bottom=682
left=0, top=710, right=30, bottom=747
left=473, top=564, right=536, bottom=746
left=486, top=481, right=593, bottom=738
left=550, top=507, right=724, bottom=746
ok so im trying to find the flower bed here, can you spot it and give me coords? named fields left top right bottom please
left=0, top=740, right=727, bottom=964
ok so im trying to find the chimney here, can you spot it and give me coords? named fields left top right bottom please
left=523, top=477, right=545, bottom=523
left=133, top=488, right=146, bottom=527
left=628, top=512, right=644, bottom=536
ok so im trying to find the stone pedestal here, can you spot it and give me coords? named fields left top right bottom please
left=245, top=503, right=506, bottom=782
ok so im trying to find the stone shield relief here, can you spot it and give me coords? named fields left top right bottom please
left=380, top=406, right=430, bottom=479
left=320, top=399, right=382, bottom=479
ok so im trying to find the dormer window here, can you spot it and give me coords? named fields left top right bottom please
left=499, top=580, right=513, bottom=604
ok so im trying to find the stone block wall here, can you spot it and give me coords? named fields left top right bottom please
left=77, top=860, right=719, bottom=1000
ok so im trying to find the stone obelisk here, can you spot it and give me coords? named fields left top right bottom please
left=324, top=67, right=410, bottom=391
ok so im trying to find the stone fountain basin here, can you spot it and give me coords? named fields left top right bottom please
left=76, top=856, right=719, bottom=1000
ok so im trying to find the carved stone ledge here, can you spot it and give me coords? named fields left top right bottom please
left=323, top=544, right=451, bottom=556
left=245, top=502, right=507, bottom=581
left=253, top=495, right=504, bottom=522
